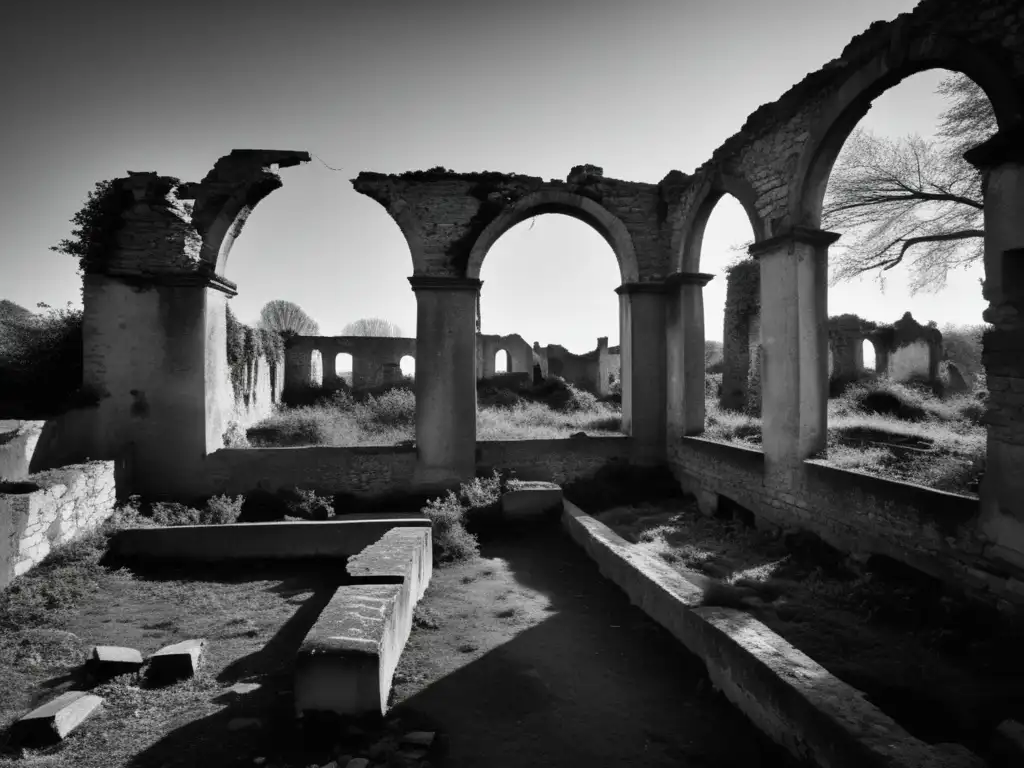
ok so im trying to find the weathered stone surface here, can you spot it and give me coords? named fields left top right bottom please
left=149, top=638, right=205, bottom=681
left=294, top=584, right=404, bottom=718
left=90, top=645, right=143, bottom=677
left=501, top=482, right=564, bottom=518
left=0, top=461, right=116, bottom=590
left=11, top=691, right=103, bottom=746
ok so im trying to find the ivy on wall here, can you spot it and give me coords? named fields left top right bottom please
left=725, top=258, right=760, bottom=320
left=226, top=304, right=285, bottom=404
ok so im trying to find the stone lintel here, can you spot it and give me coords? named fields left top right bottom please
left=665, top=271, right=716, bottom=288
left=964, top=127, right=1024, bottom=169
left=748, top=227, right=841, bottom=259
left=94, top=266, right=239, bottom=296
left=615, top=281, right=671, bottom=295
left=408, top=276, right=483, bottom=293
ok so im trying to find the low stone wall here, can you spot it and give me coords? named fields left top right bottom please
left=669, top=437, right=1023, bottom=606
left=477, top=436, right=632, bottom=484
left=202, top=446, right=419, bottom=498
left=170, top=438, right=632, bottom=502
left=561, top=501, right=981, bottom=768
left=0, top=421, right=44, bottom=481
left=0, top=461, right=116, bottom=589
left=110, top=514, right=431, bottom=562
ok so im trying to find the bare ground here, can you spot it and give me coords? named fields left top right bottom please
left=388, top=524, right=801, bottom=768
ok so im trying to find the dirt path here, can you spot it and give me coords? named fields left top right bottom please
left=390, top=523, right=799, bottom=768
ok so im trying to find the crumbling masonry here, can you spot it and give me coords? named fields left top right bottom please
left=40, top=0, right=1024, bottom=606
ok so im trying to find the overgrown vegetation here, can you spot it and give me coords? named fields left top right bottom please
left=0, top=301, right=84, bottom=414
left=249, top=376, right=622, bottom=447
left=704, top=374, right=986, bottom=496
left=420, top=472, right=509, bottom=564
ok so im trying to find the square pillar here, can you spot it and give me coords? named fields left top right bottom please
left=409, top=277, right=480, bottom=488
left=966, top=132, right=1024, bottom=570
left=749, top=227, right=839, bottom=484
left=665, top=272, right=715, bottom=442
left=79, top=270, right=237, bottom=499
left=617, top=282, right=669, bottom=464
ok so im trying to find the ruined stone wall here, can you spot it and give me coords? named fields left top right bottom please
left=667, top=440, right=1022, bottom=607
left=888, top=312, right=943, bottom=384
left=228, top=352, right=283, bottom=431
left=0, top=461, right=115, bottom=589
left=721, top=260, right=760, bottom=412
left=285, top=336, right=417, bottom=393
left=477, top=334, right=533, bottom=379
left=0, top=421, right=44, bottom=481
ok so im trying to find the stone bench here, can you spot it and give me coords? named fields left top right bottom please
left=295, top=526, right=432, bottom=718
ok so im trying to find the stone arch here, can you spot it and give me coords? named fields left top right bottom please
left=677, top=173, right=766, bottom=273
left=465, top=190, right=639, bottom=282
left=794, top=35, right=1024, bottom=227
left=861, top=338, right=876, bottom=372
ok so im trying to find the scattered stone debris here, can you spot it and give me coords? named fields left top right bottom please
left=10, top=690, right=104, bottom=747
left=225, top=681, right=262, bottom=695
left=401, top=730, right=436, bottom=748
left=89, top=645, right=144, bottom=679
left=148, top=638, right=206, bottom=682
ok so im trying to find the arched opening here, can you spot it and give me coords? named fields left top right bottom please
left=811, top=65, right=996, bottom=495
left=310, top=349, right=323, bottom=388
left=476, top=210, right=623, bottom=438
left=400, top=355, right=415, bottom=380
left=335, top=353, right=353, bottom=386
left=494, top=350, right=510, bottom=374
left=862, top=339, right=876, bottom=373
left=690, top=191, right=761, bottom=446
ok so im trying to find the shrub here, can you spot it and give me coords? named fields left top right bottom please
left=422, top=491, right=480, bottom=564
left=0, top=303, right=84, bottom=411
left=222, top=421, right=250, bottom=448
left=357, top=388, right=416, bottom=428
left=150, top=502, right=203, bottom=527
left=281, top=487, right=335, bottom=520
left=204, top=494, right=245, bottom=525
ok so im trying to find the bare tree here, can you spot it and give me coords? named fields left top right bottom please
left=823, top=73, right=995, bottom=295
left=258, top=300, right=320, bottom=339
left=342, top=317, right=403, bottom=337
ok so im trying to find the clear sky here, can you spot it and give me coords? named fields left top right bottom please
left=0, top=0, right=987, bottom=352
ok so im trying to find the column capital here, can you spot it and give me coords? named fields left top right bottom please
left=408, top=276, right=483, bottom=292
left=665, top=271, right=715, bottom=288
left=964, top=126, right=1024, bottom=169
left=90, top=265, right=239, bottom=296
left=615, top=280, right=671, bottom=296
left=748, top=227, right=840, bottom=258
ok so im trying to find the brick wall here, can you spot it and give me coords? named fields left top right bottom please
left=0, top=461, right=116, bottom=589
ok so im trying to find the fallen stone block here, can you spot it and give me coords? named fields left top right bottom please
left=502, top=481, right=563, bottom=519
left=991, top=719, right=1024, bottom=767
left=89, top=645, right=143, bottom=678
left=10, top=691, right=103, bottom=746
left=401, top=730, right=435, bottom=748
left=295, top=584, right=404, bottom=718
left=148, top=638, right=205, bottom=682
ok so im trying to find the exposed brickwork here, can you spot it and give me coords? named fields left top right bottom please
left=0, top=461, right=115, bottom=589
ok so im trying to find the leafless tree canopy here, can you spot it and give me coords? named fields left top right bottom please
left=258, top=300, right=320, bottom=338
left=342, top=317, right=404, bottom=337
left=823, top=73, right=995, bottom=295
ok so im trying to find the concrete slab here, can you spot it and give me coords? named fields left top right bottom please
left=89, top=645, right=144, bottom=678
left=561, top=500, right=985, bottom=768
left=295, top=584, right=403, bottom=718
left=149, top=638, right=205, bottom=682
left=111, top=516, right=431, bottom=563
left=501, top=482, right=563, bottom=519
left=11, top=690, right=103, bottom=746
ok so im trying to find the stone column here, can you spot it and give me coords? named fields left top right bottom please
left=666, top=272, right=714, bottom=442
left=617, top=282, right=669, bottom=464
left=409, top=277, right=481, bottom=488
left=965, top=131, right=1024, bottom=570
left=283, top=338, right=313, bottom=403
left=749, top=227, right=839, bottom=484
left=80, top=269, right=237, bottom=499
